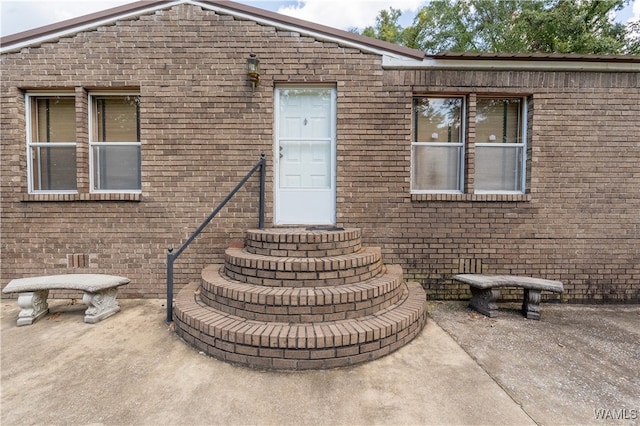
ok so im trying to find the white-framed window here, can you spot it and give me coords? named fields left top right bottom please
left=26, top=93, right=77, bottom=193
left=411, top=96, right=465, bottom=193
left=89, top=92, right=141, bottom=193
left=475, top=97, right=527, bottom=193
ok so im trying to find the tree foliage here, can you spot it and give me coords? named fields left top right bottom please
left=360, top=0, right=639, bottom=55
left=361, top=7, right=404, bottom=44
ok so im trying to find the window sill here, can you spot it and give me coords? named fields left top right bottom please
left=21, top=193, right=142, bottom=202
left=411, top=193, right=531, bottom=202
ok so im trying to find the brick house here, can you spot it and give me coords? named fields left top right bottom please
left=1, top=0, right=639, bottom=304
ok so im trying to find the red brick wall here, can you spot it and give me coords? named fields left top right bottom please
left=2, top=4, right=638, bottom=302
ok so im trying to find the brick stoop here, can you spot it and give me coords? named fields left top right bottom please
left=200, top=264, right=405, bottom=322
left=224, top=246, right=383, bottom=287
left=174, top=281, right=427, bottom=370
left=173, top=227, right=428, bottom=370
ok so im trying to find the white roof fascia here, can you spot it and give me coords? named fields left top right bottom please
left=0, top=1, right=184, bottom=54
left=190, top=0, right=413, bottom=61
left=382, top=56, right=427, bottom=68
left=4, top=0, right=636, bottom=73
left=383, top=56, right=640, bottom=73
left=2, top=0, right=418, bottom=62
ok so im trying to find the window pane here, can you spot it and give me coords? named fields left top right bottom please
left=30, top=146, right=77, bottom=191
left=476, top=98, right=521, bottom=143
left=94, top=96, right=139, bottom=142
left=33, top=97, right=76, bottom=143
left=28, top=96, right=77, bottom=192
left=412, top=145, right=461, bottom=191
left=92, top=145, right=141, bottom=190
left=415, top=98, right=462, bottom=143
left=476, top=146, right=523, bottom=191
left=91, top=94, right=141, bottom=192
left=412, top=96, right=464, bottom=192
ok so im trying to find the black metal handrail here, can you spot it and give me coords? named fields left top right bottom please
left=166, top=154, right=266, bottom=323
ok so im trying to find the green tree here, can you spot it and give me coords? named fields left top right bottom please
left=360, top=0, right=639, bottom=55
left=361, top=7, right=404, bottom=44
left=520, top=0, right=630, bottom=53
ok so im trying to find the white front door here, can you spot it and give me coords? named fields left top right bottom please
left=275, top=87, right=336, bottom=225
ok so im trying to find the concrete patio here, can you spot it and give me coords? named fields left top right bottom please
left=1, top=298, right=638, bottom=425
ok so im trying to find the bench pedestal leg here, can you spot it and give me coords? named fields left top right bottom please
left=16, top=290, right=49, bottom=326
left=82, top=288, right=120, bottom=324
left=469, top=287, right=500, bottom=317
left=522, top=289, right=541, bottom=320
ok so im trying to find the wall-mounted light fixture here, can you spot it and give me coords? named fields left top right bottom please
left=247, top=53, right=260, bottom=88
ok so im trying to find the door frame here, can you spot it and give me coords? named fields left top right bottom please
left=273, top=85, right=337, bottom=225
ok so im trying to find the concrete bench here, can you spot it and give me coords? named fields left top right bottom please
left=2, top=274, right=129, bottom=326
left=454, top=274, right=564, bottom=320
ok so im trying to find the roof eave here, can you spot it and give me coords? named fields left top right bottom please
left=3, top=0, right=637, bottom=71
left=198, top=0, right=425, bottom=60
left=0, top=0, right=426, bottom=61
left=383, top=55, right=640, bottom=72
left=1, top=1, right=174, bottom=48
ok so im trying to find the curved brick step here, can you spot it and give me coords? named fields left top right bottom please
left=200, top=264, right=405, bottom=322
left=244, top=227, right=362, bottom=257
left=173, top=280, right=427, bottom=370
left=224, top=247, right=382, bottom=287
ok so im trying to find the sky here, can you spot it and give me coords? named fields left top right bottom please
left=1, top=0, right=639, bottom=39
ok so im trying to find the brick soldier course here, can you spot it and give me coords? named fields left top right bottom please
left=1, top=0, right=639, bottom=315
